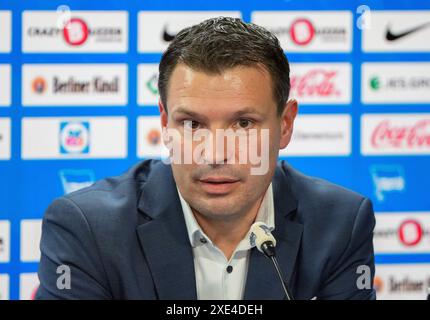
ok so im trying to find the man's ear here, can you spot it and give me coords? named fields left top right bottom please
left=279, top=99, right=298, bottom=149
left=158, top=98, right=168, bottom=128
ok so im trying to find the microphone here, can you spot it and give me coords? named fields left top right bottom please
left=249, top=222, right=294, bottom=300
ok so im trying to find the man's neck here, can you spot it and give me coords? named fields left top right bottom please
left=192, top=195, right=264, bottom=261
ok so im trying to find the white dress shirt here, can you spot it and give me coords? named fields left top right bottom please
left=177, top=183, right=275, bottom=300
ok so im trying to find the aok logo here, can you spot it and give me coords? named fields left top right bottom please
left=146, top=73, right=159, bottom=95
left=369, top=76, right=381, bottom=91
left=60, top=121, right=90, bottom=154
left=369, top=75, right=430, bottom=91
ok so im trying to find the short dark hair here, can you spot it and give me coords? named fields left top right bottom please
left=158, top=16, right=290, bottom=116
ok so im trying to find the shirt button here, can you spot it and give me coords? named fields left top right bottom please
left=226, top=265, right=233, bottom=273
left=200, top=237, right=207, bottom=244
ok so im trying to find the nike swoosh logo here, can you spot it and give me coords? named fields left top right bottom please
left=162, top=26, right=176, bottom=42
left=385, top=22, right=430, bottom=41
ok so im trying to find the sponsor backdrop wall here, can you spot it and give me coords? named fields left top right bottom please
left=0, top=0, right=429, bottom=300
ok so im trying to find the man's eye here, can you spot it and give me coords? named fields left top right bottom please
left=236, top=119, right=253, bottom=129
left=183, top=120, right=200, bottom=130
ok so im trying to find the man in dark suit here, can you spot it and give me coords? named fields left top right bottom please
left=36, top=17, right=376, bottom=300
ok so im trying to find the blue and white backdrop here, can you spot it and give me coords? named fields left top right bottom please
left=0, top=0, right=429, bottom=300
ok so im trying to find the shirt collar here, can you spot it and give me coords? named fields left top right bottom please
left=177, top=183, right=275, bottom=249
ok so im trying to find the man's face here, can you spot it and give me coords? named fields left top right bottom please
left=159, top=63, right=297, bottom=221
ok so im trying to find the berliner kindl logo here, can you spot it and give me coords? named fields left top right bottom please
left=32, top=77, right=47, bottom=94
left=146, top=128, right=161, bottom=146
left=60, top=121, right=90, bottom=154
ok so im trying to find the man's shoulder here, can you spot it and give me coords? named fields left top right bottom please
left=48, top=160, right=165, bottom=227
left=279, top=160, right=365, bottom=201
left=277, top=160, right=370, bottom=222
left=64, top=160, right=154, bottom=204
left=277, top=161, right=375, bottom=276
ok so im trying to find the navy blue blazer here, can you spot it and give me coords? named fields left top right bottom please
left=36, top=160, right=376, bottom=300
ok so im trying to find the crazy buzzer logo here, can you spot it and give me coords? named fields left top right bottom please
left=398, top=219, right=424, bottom=247
left=60, top=121, right=90, bottom=154
left=290, top=18, right=315, bottom=46
left=63, top=18, right=89, bottom=46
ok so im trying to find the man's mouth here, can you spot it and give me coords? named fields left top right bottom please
left=199, top=176, right=239, bottom=183
left=198, top=176, right=240, bottom=194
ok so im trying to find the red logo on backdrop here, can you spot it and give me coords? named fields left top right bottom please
left=373, top=277, right=383, bottom=293
left=371, top=120, right=430, bottom=149
left=147, top=129, right=161, bottom=146
left=31, top=285, right=39, bottom=300
left=32, top=77, right=46, bottom=94
left=398, top=219, right=423, bottom=247
left=290, top=18, right=315, bottom=46
left=63, top=18, right=89, bottom=46
left=290, top=69, right=340, bottom=98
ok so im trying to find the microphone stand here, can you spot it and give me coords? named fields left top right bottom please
left=270, top=256, right=293, bottom=300
left=261, top=241, right=294, bottom=300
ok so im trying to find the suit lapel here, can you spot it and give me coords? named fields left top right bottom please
left=136, top=161, right=197, bottom=299
left=244, top=164, right=303, bottom=300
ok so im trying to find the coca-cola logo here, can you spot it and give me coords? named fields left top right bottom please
left=290, top=69, right=340, bottom=97
left=398, top=219, right=423, bottom=247
left=371, top=120, right=430, bottom=149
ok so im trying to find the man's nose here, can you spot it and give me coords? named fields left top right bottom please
left=200, top=129, right=235, bottom=165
